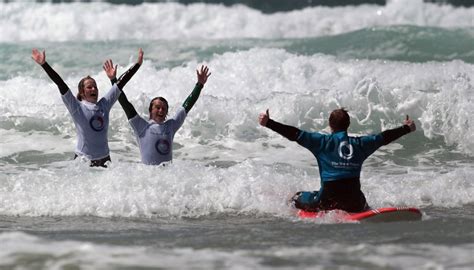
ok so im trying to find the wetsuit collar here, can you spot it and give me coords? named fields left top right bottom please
left=332, top=130, right=348, bottom=135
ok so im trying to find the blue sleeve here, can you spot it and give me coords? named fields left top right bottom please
left=359, top=134, right=384, bottom=159
left=296, top=131, right=325, bottom=154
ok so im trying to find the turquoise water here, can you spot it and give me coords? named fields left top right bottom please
left=0, top=1, right=473, bottom=269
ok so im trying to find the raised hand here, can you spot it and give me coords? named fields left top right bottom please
left=197, top=65, right=211, bottom=85
left=259, top=109, right=270, bottom=126
left=31, top=49, right=46, bottom=65
left=404, top=115, right=416, bottom=132
left=102, top=59, right=117, bottom=80
left=137, top=48, right=144, bottom=65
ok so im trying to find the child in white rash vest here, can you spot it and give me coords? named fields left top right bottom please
left=31, top=48, right=142, bottom=167
left=103, top=51, right=211, bottom=166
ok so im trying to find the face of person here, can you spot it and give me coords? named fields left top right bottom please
left=81, top=79, right=99, bottom=103
left=150, top=99, right=168, bottom=123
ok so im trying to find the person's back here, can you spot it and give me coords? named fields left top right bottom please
left=297, top=130, right=383, bottom=181
left=258, top=108, right=416, bottom=212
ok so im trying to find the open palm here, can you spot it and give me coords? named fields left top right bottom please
left=31, top=49, right=45, bottom=65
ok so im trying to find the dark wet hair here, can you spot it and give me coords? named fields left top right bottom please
left=148, top=96, right=169, bottom=115
left=77, top=76, right=95, bottom=101
left=329, top=108, right=350, bottom=132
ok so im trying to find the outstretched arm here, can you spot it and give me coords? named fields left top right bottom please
left=103, top=48, right=143, bottom=89
left=102, top=49, right=143, bottom=120
left=117, top=48, right=143, bottom=90
left=31, top=49, right=69, bottom=95
left=182, top=65, right=211, bottom=113
left=259, top=109, right=301, bottom=141
left=117, top=92, right=138, bottom=120
left=381, top=115, right=416, bottom=145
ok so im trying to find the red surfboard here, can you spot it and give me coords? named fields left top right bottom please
left=298, top=207, right=422, bottom=223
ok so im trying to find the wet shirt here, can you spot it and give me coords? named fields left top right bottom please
left=297, top=130, right=384, bottom=182
left=61, top=84, right=121, bottom=160
left=129, top=106, right=187, bottom=165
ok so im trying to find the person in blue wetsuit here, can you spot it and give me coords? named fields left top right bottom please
left=31, top=48, right=142, bottom=167
left=103, top=50, right=211, bottom=165
left=258, top=108, right=416, bottom=212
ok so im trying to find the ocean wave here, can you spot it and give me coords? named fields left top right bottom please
left=0, top=159, right=473, bottom=218
left=286, top=25, right=474, bottom=63
left=0, top=0, right=472, bottom=42
left=1, top=48, right=474, bottom=156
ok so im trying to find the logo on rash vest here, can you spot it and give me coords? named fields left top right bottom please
left=338, top=141, right=354, bottom=160
left=155, top=139, right=171, bottom=155
left=89, top=114, right=105, bottom=132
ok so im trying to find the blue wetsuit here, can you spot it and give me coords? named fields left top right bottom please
left=265, top=119, right=411, bottom=212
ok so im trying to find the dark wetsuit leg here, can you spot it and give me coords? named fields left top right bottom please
left=74, top=154, right=111, bottom=168
left=292, top=178, right=369, bottom=213
left=318, top=178, right=369, bottom=212
left=90, top=156, right=111, bottom=168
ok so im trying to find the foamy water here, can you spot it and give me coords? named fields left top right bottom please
left=1, top=48, right=473, bottom=219
left=1, top=0, right=473, bottom=42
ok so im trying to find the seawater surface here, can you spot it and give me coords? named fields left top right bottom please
left=0, top=0, right=473, bottom=269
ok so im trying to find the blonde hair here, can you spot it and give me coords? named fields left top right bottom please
left=77, top=76, right=95, bottom=101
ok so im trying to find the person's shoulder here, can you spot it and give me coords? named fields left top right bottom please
left=170, top=107, right=187, bottom=120
left=299, top=130, right=327, bottom=140
left=352, top=133, right=383, bottom=144
left=177, top=106, right=187, bottom=115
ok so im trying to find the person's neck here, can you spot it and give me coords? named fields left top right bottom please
left=151, top=117, right=165, bottom=124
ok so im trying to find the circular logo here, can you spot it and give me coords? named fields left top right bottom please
left=155, top=139, right=171, bottom=155
left=338, top=141, right=353, bottom=160
left=89, top=115, right=105, bottom=131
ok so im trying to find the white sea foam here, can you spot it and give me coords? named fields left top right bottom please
left=4, top=48, right=472, bottom=153
left=0, top=0, right=472, bottom=42
left=1, top=48, right=473, bottom=217
left=0, top=156, right=473, bottom=218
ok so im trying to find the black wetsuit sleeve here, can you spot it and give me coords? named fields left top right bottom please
left=116, top=63, right=140, bottom=90
left=381, top=125, right=411, bottom=145
left=41, top=62, right=69, bottom=95
left=266, top=119, right=301, bottom=141
left=182, top=83, right=203, bottom=113
left=110, top=64, right=140, bottom=120
left=118, top=92, right=138, bottom=120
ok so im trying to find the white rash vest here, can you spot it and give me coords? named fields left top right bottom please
left=61, top=84, right=121, bottom=160
left=129, top=106, right=187, bottom=165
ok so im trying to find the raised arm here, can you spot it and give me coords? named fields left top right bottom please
left=117, top=92, right=138, bottom=120
left=31, top=49, right=69, bottom=95
left=381, top=115, right=416, bottom=145
left=182, top=65, right=211, bottom=113
left=102, top=49, right=144, bottom=120
left=259, top=109, right=301, bottom=141
left=103, top=48, right=143, bottom=89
